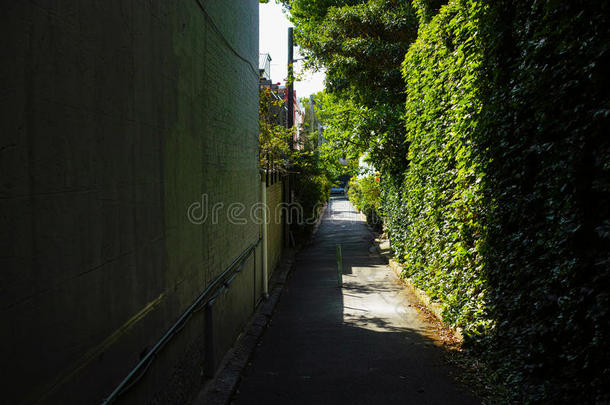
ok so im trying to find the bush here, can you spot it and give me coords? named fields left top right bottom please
left=292, top=151, right=332, bottom=242
left=348, top=175, right=383, bottom=231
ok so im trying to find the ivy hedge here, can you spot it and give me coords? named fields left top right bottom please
left=348, top=174, right=383, bottom=231
left=388, top=0, right=610, bottom=401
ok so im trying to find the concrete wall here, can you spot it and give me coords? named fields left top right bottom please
left=0, top=1, right=260, bottom=403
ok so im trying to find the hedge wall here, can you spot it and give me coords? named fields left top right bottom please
left=389, top=0, right=610, bottom=401
left=392, top=0, right=488, bottom=331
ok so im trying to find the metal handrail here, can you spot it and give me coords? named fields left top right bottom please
left=101, top=238, right=261, bottom=404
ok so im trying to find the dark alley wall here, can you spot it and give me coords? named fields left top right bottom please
left=0, top=1, right=260, bottom=403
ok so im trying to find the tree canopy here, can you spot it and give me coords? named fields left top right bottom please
left=280, top=0, right=420, bottom=173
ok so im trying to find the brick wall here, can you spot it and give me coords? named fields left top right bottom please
left=0, top=1, right=260, bottom=403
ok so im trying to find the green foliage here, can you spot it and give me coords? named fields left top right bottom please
left=411, top=0, right=447, bottom=25
left=391, top=0, right=610, bottom=401
left=394, top=0, right=489, bottom=336
left=282, top=0, right=417, bottom=106
left=314, top=92, right=366, bottom=164
left=281, top=0, right=417, bottom=175
left=299, top=95, right=349, bottom=179
left=292, top=149, right=332, bottom=241
left=259, top=88, right=291, bottom=169
left=259, top=89, right=332, bottom=243
left=475, top=1, right=610, bottom=401
left=313, top=90, right=407, bottom=177
left=348, top=174, right=382, bottom=230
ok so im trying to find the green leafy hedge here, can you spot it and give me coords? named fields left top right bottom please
left=392, top=0, right=488, bottom=334
left=477, top=2, right=610, bottom=400
left=390, top=0, right=610, bottom=401
left=348, top=174, right=383, bottom=231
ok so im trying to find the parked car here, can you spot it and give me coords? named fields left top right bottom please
left=330, top=187, right=346, bottom=196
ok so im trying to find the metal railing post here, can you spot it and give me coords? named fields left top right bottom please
left=204, top=300, right=215, bottom=377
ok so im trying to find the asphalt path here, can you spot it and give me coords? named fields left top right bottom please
left=233, top=197, right=480, bottom=404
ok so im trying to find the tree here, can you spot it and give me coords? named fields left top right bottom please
left=280, top=0, right=419, bottom=174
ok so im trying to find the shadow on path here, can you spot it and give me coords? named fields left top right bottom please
left=233, top=197, right=479, bottom=404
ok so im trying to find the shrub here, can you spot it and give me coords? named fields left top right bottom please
left=348, top=175, right=383, bottom=231
left=292, top=151, right=332, bottom=242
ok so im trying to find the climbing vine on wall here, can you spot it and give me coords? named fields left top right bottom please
left=392, top=0, right=610, bottom=401
left=259, top=88, right=291, bottom=170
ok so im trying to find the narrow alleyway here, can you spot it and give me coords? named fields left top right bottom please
left=233, top=197, right=479, bottom=404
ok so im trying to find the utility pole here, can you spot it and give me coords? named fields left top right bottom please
left=287, top=27, right=294, bottom=149
left=285, top=27, right=295, bottom=248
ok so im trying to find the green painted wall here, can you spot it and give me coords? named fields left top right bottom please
left=0, top=1, right=260, bottom=403
left=266, top=181, right=285, bottom=275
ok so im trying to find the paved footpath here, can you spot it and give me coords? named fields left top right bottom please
left=234, top=197, right=479, bottom=404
